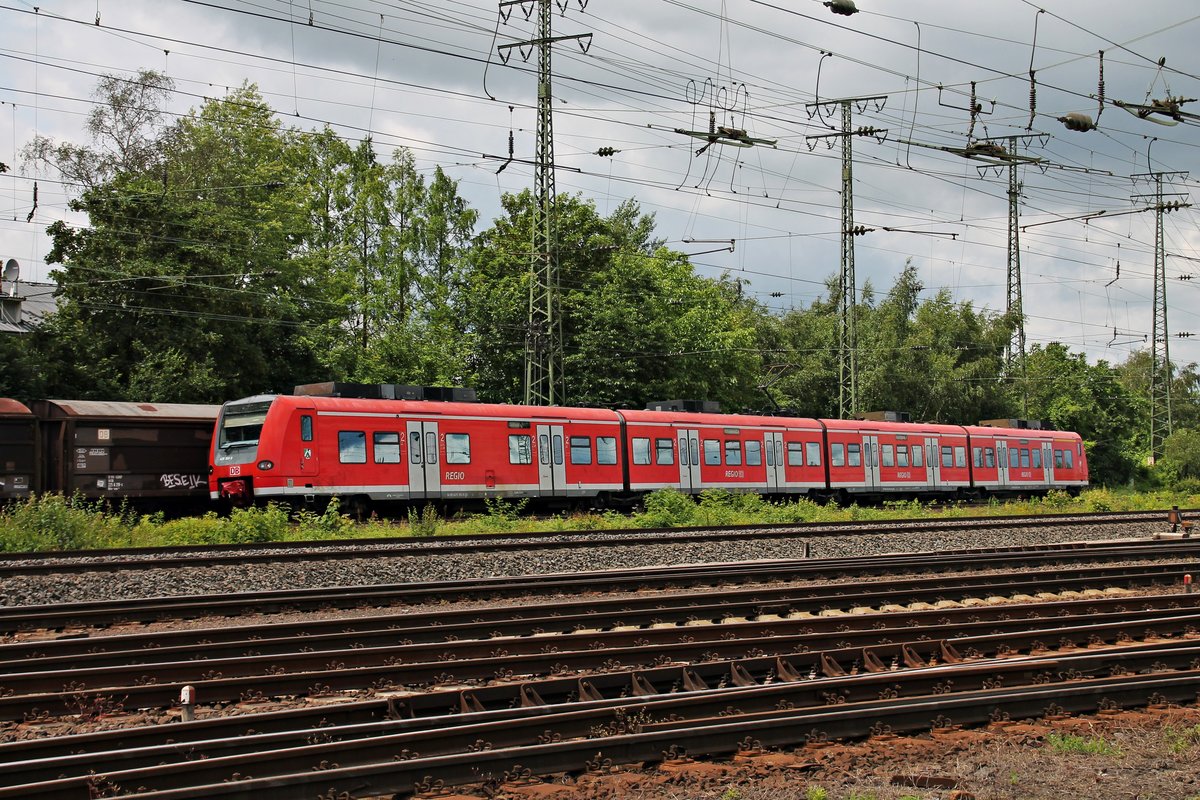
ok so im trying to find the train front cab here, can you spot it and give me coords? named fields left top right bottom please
left=822, top=419, right=972, bottom=500
left=617, top=410, right=826, bottom=497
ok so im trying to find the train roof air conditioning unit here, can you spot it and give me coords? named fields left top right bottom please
left=645, top=399, right=721, bottom=413
left=979, top=418, right=1044, bottom=430
left=856, top=410, right=911, bottom=423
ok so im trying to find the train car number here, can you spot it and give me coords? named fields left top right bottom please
left=724, top=470, right=744, bottom=478
left=444, top=471, right=465, bottom=481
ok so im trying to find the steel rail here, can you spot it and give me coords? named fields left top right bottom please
left=5, top=640, right=1199, bottom=794
left=5, top=538, right=1198, bottom=633
left=2, top=570, right=1194, bottom=668
left=13, top=666, right=1200, bottom=800
left=0, top=509, right=1180, bottom=576
left=2, top=599, right=1197, bottom=720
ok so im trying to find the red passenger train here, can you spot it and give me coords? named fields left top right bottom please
left=209, top=386, right=1088, bottom=512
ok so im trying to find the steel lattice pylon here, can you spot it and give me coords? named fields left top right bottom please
left=1005, top=138, right=1026, bottom=371
left=1150, top=174, right=1173, bottom=460
left=838, top=101, right=857, bottom=420
left=1132, top=169, right=1188, bottom=462
left=523, top=0, right=562, bottom=407
left=498, top=0, right=590, bottom=406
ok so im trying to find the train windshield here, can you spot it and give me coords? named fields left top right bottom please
left=217, top=400, right=272, bottom=449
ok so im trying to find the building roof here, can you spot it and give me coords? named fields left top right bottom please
left=0, top=280, right=58, bottom=334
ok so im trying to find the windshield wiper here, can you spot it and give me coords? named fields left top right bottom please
left=221, top=440, right=259, bottom=449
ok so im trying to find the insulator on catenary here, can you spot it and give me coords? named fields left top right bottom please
left=1058, top=112, right=1096, bottom=132
left=824, top=0, right=858, bottom=15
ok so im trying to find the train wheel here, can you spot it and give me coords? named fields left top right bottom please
left=348, top=495, right=371, bottom=522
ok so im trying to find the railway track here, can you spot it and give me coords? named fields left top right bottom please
left=0, top=508, right=1184, bottom=577
left=1, top=534, right=1197, bottom=798
left=5, top=535, right=1196, bottom=633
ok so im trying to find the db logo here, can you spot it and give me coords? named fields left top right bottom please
left=230, top=466, right=242, bottom=476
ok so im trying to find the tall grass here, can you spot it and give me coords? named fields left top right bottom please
left=0, top=487, right=1194, bottom=552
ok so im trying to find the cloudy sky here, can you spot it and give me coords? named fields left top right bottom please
left=3, top=0, right=1200, bottom=369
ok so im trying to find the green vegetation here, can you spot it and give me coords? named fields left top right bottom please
left=1163, top=724, right=1200, bottom=754
left=11, top=72, right=1200, bottom=489
left=1044, top=731, right=1122, bottom=756
left=0, top=488, right=1193, bottom=553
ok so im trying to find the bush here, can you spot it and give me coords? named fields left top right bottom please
left=634, top=488, right=696, bottom=528
left=0, top=494, right=130, bottom=551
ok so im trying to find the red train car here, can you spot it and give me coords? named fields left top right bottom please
left=211, top=393, right=625, bottom=510
left=822, top=418, right=972, bottom=499
left=963, top=423, right=1088, bottom=494
left=617, top=409, right=826, bottom=496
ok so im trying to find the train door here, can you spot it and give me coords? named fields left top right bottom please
left=996, top=440, right=1010, bottom=488
left=764, top=432, right=784, bottom=490
left=536, top=424, right=566, bottom=496
left=678, top=429, right=701, bottom=493
left=924, top=437, right=939, bottom=487
left=863, top=434, right=880, bottom=490
left=406, top=420, right=442, bottom=499
left=298, top=412, right=318, bottom=477
left=1043, top=441, right=1055, bottom=484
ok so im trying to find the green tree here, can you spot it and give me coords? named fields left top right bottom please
left=1022, top=343, right=1141, bottom=484
left=38, top=82, right=328, bottom=401
left=465, top=192, right=763, bottom=407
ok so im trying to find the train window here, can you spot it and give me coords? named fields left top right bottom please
left=912, top=445, right=923, bottom=468
left=410, top=431, right=422, bottom=464
left=689, top=438, right=699, bottom=466
left=847, top=443, right=861, bottom=468
left=972, top=447, right=982, bottom=468
left=806, top=441, right=821, bottom=467
left=570, top=436, right=592, bottom=465
left=1063, top=449, right=1074, bottom=469
left=374, top=432, right=401, bottom=464
left=680, top=439, right=690, bottom=466
left=426, top=432, right=439, bottom=464
left=830, top=443, right=845, bottom=467
left=941, top=446, right=953, bottom=468
left=509, top=434, right=532, bottom=465
left=955, top=446, right=966, bottom=468
left=775, top=440, right=783, bottom=467
left=553, top=435, right=564, bottom=465
left=445, top=433, right=469, bottom=464
left=1032, top=448, right=1042, bottom=469
left=897, top=446, right=909, bottom=468
left=632, top=438, right=651, bottom=465
left=539, top=434, right=550, bottom=465
left=656, top=438, right=674, bottom=465
left=301, top=415, right=313, bottom=442
left=725, top=440, right=742, bottom=466
left=765, top=441, right=774, bottom=466
left=1054, top=449, right=1063, bottom=469
left=882, top=445, right=894, bottom=467
left=338, top=431, right=367, bottom=464
left=788, top=442, right=804, bottom=466
left=985, top=448, right=995, bottom=468
left=597, top=436, right=617, bottom=465
left=746, top=440, right=762, bottom=466
left=703, top=440, right=721, bottom=466
left=1020, top=449, right=1030, bottom=468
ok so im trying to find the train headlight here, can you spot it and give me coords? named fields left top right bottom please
left=257, top=460, right=274, bottom=471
